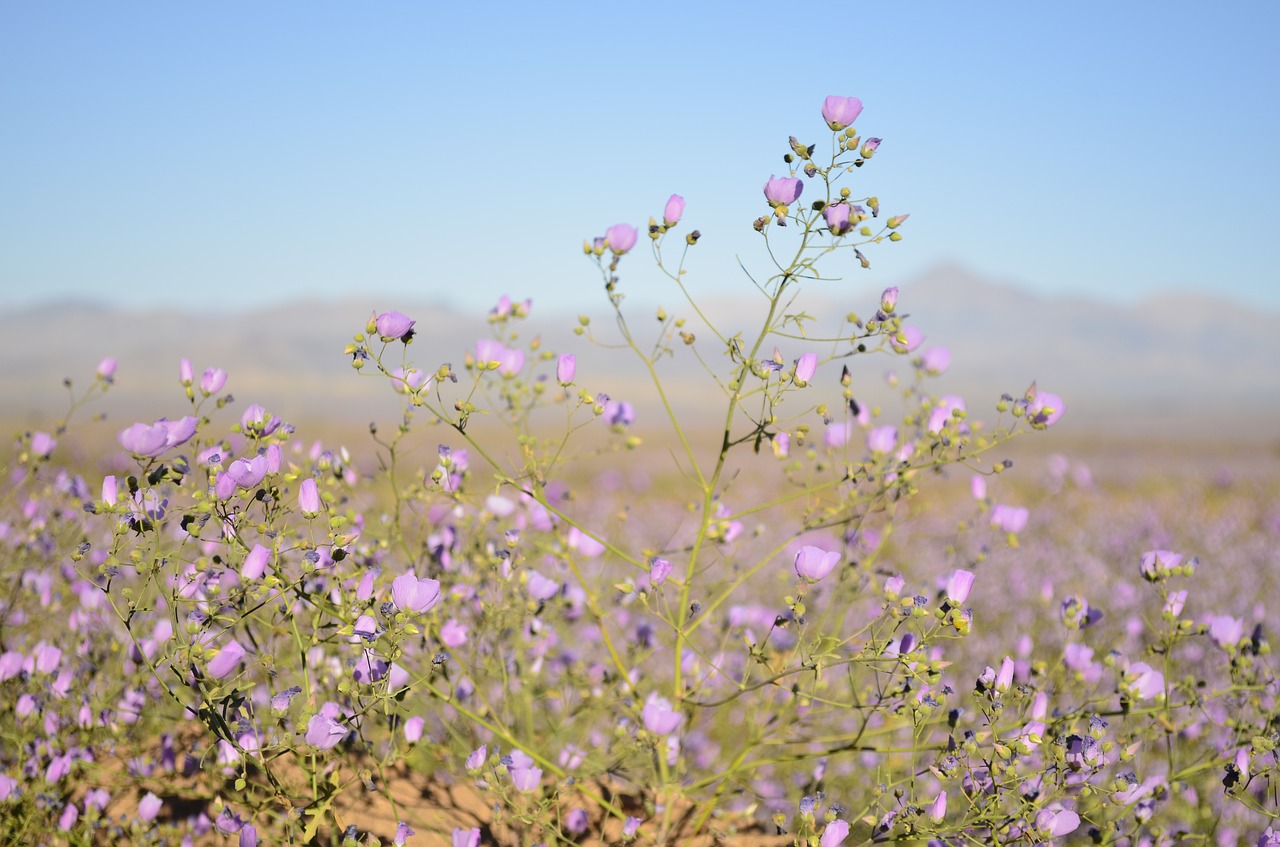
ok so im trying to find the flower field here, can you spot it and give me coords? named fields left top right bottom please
left=2, top=96, right=1277, bottom=846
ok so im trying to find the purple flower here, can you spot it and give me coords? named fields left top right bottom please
left=1141, top=549, right=1183, bottom=579
left=946, top=569, right=974, bottom=604
left=889, top=326, right=924, bottom=353
left=1028, top=391, right=1066, bottom=427
left=771, top=432, right=790, bottom=458
left=565, top=809, right=589, bottom=835
left=1207, top=615, right=1244, bottom=648
left=298, top=478, right=321, bottom=516
left=823, top=202, right=852, bottom=235
left=794, top=546, right=839, bottom=583
left=1035, top=805, right=1081, bottom=837
left=526, top=570, right=560, bottom=601
left=179, top=358, right=194, bottom=386
left=30, top=431, right=56, bottom=457
left=206, top=639, right=246, bottom=680
left=241, top=544, right=271, bottom=580
left=118, top=417, right=198, bottom=457
left=223, top=455, right=269, bottom=494
left=403, top=716, right=425, bottom=743
left=921, top=347, right=951, bottom=376
left=0, top=651, right=22, bottom=681
left=305, top=712, right=347, bottom=749
left=867, top=426, right=897, bottom=454
left=240, top=826, right=258, bottom=847
left=649, top=557, right=672, bottom=586
left=395, top=822, right=417, bottom=847
left=880, top=287, right=898, bottom=312
left=138, top=791, right=162, bottom=822
left=793, top=353, right=818, bottom=386
left=451, top=828, right=478, bottom=847
left=440, top=619, right=468, bottom=647
left=59, top=802, right=78, bottom=831
left=995, top=656, right=1015, bottom=692
left=465, top=744, right=487, bottom=771
left=641, top=693, right=682, bottom=735
left=557, top=353, right=576, bottom=385
left=860, top=137, right=882, bottom=158
left=603, top=400, right=635, bottom=427
left=990, top=504, right=1029, bottom=534
left=929, top=790, right=947, bottom=822
left=1123, top=661, right=1165, bottom=701
left=391, top=367, right=429, bottom=394
left=663, top=194, right=685, bottom=226
left=763, top=175, right=803, bottom=207
left=510, top=765, right=542, bottom=792
left=97, top=357, right=118, bottom=379
left=821, top=95, right=863, bottom=130
left=239, top=404, right=281, bottom=437
left=926, top=395, right=966, bottom=435
left=376, top=311, right=416, bottom=340
left=623, top=817, right=643, bottom=839
left=820, top=819, right=850, bottom=847
left=604, top=223, right=638, bottom=255
left=391, top=571, right=442, bottom=614
left=200, top=368, right=227, bottom=395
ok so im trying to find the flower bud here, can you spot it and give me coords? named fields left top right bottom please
left=860, top=138, right=882, bottom=158
left=200, top=368, right=227, bottom=396
left=557, top=354, right=576, bottom=386
left=793, top=353, right=818, bottom=386
left=663, top=194, right=685, bottom=227
left=179, top=358, right=194, bottom=386
left=880, top=287, right=898, bottom=313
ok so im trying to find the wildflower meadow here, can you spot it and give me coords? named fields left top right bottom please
left=3, top=96, right=1278, bottom=846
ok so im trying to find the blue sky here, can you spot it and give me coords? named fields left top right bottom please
left=2, top=1, right=1277, bottom=316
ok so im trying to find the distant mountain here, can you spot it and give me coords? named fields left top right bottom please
left=4, top=266, right=1277, bottom=441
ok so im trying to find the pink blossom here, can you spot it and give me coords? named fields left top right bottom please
left=946, top=569, right=975, bottom=604
left=794, top=546, right=840, bottom=583
left=890, top=326, right=924, bottom=353
left=763, top=175, right=803, bottom=207
left=663, top=194, right=685, bottom=226
left=821, top=95, right=863, bottom=130
left=200, top=368, right=227, bottom=395
left=298, top=478, right=321, bottom=516
left=30, top=432, right=56, bottom=457
left=118, top=417, right=198, bottom=457
left=793, top=353, right=818, bottom=386
left=557, top=353, right=576, bottom=385
left=1028, top=391, right=1066, bottom=427
left=391, top=571, right=442, bottom=614
left=376, top=311, right=415, bottom=340
left=642, top=693, right=682, bottom=735
left=138, top=792, right=162, bottom=822
left=820, top=819, right=850, bottom=847
left=990, top=504, right=1029, bottom=534
left=867, top=426, right=897, bottom=454
left=823, top=202, right=852, bottom=235
left=604, top=223, right=638, bottom=254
